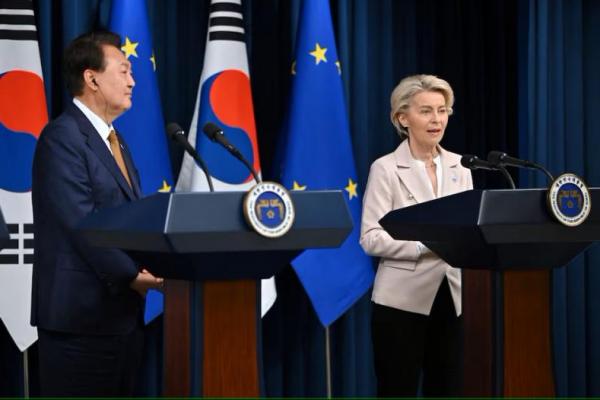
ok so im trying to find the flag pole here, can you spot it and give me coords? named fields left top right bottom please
left=325, top=326, right=332, bottom=398
left=23, top=349, right=29, bottom=398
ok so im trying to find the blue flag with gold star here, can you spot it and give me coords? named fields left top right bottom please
left=109, top=0, right=173, bottom=323
left=277, top=0, right=374, bottom=326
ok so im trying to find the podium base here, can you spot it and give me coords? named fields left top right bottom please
left=462, top=269, right=555, bottom=396
left=163, top=279, right=260, bottom=396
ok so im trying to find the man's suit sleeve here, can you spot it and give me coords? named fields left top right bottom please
left=35, top=123, right=139, bottom=294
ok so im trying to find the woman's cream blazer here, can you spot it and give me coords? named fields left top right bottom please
left=360, top=140, right=473, bottom=315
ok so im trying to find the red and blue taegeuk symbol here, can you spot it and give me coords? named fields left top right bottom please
left=0, top=70, right=47, bottom=192
left=197, top=69, right=260, bottom=184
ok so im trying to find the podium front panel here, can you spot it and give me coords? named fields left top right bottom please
left=381, top=189, right=600, bottom=270
left=78, top=190, right=352, bottom=280
left=166, top=191, right=352, bottom=252
left=479, top=189, right=600, bottom=243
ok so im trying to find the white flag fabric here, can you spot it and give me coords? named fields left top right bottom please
left=176, top=0, right=276, bottom=316
left=0, top=0, right=47, bottom=351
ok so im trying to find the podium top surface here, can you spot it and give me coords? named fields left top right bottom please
left=79, top=190, right=353, bottom=253
left=379, top=189, right=600, bottom=269
left=380, top=188, right=600, bottom=245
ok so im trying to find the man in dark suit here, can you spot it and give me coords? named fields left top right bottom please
left=31, top=31, right=163, bottom=396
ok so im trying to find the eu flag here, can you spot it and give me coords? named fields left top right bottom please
left=278, top=0, right=374, bottom=326
left=109, top=0, right=173, bottom=323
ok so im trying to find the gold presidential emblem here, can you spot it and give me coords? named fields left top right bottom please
left=243, top=182, right=295, bottom=238
left=547, top=173, right=591, bottom=227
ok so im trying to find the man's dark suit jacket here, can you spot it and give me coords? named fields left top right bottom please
left=31, top=102, right=143, bottom=335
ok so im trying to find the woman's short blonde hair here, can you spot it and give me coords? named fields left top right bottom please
left=390, top=74, right=454, bottom=138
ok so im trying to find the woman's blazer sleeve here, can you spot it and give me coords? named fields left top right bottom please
left=360, top=158, right=420, bottom=262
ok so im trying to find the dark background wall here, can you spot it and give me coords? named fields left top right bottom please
left=4, top=0, right=599, bottom=397
left=2, top=0, right=519, bottom=396
left=32, top=0, right=520, bottom=188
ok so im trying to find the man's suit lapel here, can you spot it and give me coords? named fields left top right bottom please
left=117, top=132, right=142, bottom=199
left=393, top=140, right=434, bottom=203
left=66, top=104, right=136, bottom=201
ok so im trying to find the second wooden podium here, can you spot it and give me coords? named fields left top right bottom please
left=380, top=188, right=600, bottom=396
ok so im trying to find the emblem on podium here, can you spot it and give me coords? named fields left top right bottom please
left=547, top=173, right=591, bottom=227
left=243, top=182, right=295, bottom=238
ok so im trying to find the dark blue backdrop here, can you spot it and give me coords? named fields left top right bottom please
left=1, top=0, right=598, bottom=396
left=519, top=0, right=600, bottom=396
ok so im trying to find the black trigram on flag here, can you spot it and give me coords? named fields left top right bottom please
left=0, top=223, right=34, bottom=266
left=0, top=0, right=38, bottom=41
left=208, top=1, right=245, bottom=42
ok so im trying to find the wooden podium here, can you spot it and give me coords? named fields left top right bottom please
left=78, top=190, right=352, bottom=396
left=380, top=189, right=600, bottom=396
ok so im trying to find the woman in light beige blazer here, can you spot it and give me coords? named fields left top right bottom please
left=360, top=75, right=473, bottom=397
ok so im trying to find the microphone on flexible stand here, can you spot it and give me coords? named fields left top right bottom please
left=166, top=123, right=214, bottom=192
left=461, top=154, right=516, bottom=189
left=487, top=151, right=554, bottom=183
left=202, top=122, right=261, bottom=184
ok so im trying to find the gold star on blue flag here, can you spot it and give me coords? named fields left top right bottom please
left=276, top=0, right=374, bottom=326
left=292, top=180, right=307, bottom=190
left=109, top=0, right=173, bottom=324
left=150, top=51, right=156, bottom=71
left=309, top=43, right=327, bottom=64
left=345, top=178, right=358, bottom=200
left=158, top=180, right=172, bottom=193
left=121, top=37, right=138, bottom=59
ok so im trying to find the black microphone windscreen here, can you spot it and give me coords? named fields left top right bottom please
left=460, top=154, right=478, bottom=169
left=166, top=123, right=183, bottom=139
left=202, top=122, right=222, bottom=140
left=487, top=151, right=506, bottom=165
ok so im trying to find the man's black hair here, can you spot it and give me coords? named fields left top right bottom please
left=62, top=30, right=121, bottom=97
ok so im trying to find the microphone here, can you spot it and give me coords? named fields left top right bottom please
left=487, top=151, right=554, bottom=182
left=203, top=122, right=239, bottom=155
left=461, top=154, right=498, bottom=171
left=166, top=123, right=214, bottom=192
left=487, top=151, right=535, bottom=168
left=202, top=122, right=261, bottom=184
left=461, top=154, right=516, bottom=189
